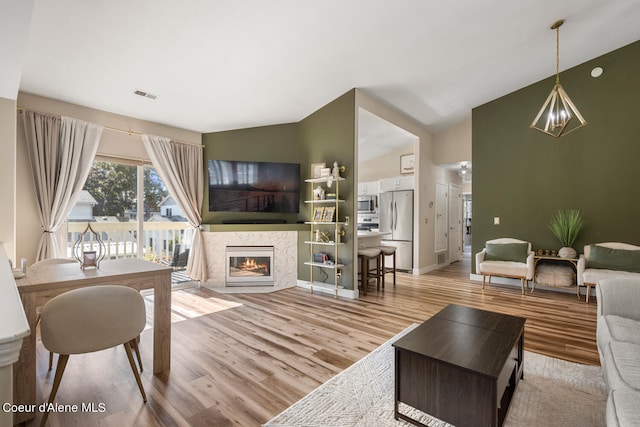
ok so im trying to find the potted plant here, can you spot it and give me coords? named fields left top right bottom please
left=548, top=209, right=585, bottom=258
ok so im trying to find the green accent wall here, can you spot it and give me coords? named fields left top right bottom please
left=472, top=40, right=640, bottom=271
left=202, top=89, right=357, bottom=290
left=298, top=90, right=356, bottom=288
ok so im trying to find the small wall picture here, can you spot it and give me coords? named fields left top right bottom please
left=400, top=153, right=415, bottom=175
left=322, top=206, right=336, bottom=222
left=311, top=162, right=325, bottom=179
left=313, top=207, right=325, bottom=222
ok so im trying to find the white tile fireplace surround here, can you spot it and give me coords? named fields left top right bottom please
left=202, top=231, right=298, bottom=292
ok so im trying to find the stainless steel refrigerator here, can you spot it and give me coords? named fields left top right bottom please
left=379, top=190, right=413, bottom=271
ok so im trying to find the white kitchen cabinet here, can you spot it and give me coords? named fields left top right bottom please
left=357, top=180, right=379, bottom=196
left=379, top=175, right=414, bottom=192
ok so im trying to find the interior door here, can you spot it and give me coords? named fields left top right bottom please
left=435, top=182, right=448, bottom=253
left=448, top=183, right=463, bottom=262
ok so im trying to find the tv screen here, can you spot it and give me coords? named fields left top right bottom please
left=208, top=160, right=300, bottom=213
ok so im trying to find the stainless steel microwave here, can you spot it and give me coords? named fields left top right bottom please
left=357, top=195, right=377, bottom=213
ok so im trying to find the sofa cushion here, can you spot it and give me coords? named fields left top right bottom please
left=589, top=245, right=640, bottom=272
left=484, top=242, right=528, bottom=263
left=607, top=388, right=640, bottom=427
left=605, top=315, right=640, bottom=346
left=479, top=261, right=528, bottom=278
left=582, top=268, right=640, bottom=285
left=602, top=341, right=640, bottom=391
left=598, top=315, right=640, bottom=360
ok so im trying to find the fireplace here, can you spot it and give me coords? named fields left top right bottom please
left=225, top=246, right=274, bottom=286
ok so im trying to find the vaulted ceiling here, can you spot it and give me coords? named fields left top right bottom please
left=3, top=0, right=640, bottom=135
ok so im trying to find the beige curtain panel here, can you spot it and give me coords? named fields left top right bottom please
left=142, top=134, right=207, bottom=281
left=23, top=112, right=103, bottom=261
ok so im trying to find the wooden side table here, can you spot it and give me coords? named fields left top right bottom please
left=532, top=255, right=580, bottom=297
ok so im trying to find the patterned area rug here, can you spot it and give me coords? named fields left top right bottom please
left=264, top=324, right=607, bottom=427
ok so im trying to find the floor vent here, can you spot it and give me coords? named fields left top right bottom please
left=437, top=253, right=445, bottom=264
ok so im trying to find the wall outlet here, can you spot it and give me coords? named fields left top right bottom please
left=494, top=217, right=500, bottom=225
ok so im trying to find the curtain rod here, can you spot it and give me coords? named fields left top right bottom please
left=16, top=107, right=205, bottom=148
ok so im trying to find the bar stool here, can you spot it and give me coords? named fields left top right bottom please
left=379, top=245, right=397, bottom=289
left=358, top=247, right=382, bottom=296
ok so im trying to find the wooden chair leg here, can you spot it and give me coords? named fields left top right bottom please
left=380, top=253, right=386, bottom=290
left=360, top=256, right=367, bottom=296
left=124, top=342, right=147, bottom=402
left=40, top=354, right=70, bottom=427
left=520, top=278, right=525, bottom=295
left=48, top=352, right=54, bottom=371
left=392, top=251, right=396, bottom=286
left=482, top=274, right=486, bottom=289
left=130, top=337, right=143, bottom=373
left=376, top=257, right=381, bottom=291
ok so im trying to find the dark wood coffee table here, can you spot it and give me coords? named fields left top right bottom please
left=392, top=304, right=525, bottom=427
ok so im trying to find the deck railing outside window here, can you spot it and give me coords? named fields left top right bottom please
left=67, top=221, right=192, bottom=265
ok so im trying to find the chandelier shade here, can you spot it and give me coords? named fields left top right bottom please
left=530, top=20, right=587, bottom=138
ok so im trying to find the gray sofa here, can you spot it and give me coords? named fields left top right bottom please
left=596, top=279, right=640, bottom=426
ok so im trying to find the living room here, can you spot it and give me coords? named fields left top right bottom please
left=2, top=1, right=640, bottom=426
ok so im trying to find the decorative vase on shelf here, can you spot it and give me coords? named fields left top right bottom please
left=558, top=247, right=577, bottom=259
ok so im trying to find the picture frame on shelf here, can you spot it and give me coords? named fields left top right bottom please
left=320, top=167, right=332, bottom=178
left=315, top=230, right=331, bottom=243
left=313, top=207, right=325, bottom=222
left=311, top=162, right=326, bottom=179
left=322, top=206, right=336, bottom=222
left=400, top=153, right=415, bottom=175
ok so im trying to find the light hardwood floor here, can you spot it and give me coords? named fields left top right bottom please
left=33, top=252, right=598, bottom=426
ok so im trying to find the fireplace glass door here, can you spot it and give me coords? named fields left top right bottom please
left=226, top=246, right=274, bottom=286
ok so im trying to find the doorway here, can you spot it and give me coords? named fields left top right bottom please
left=449, top=183, right=463, bottom=263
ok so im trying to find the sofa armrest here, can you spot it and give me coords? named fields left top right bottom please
left=577, top=254, right=586, bottom=287
left=475, top=249, right=486, bottom=274
left=597, top=278, right=640, bottom=320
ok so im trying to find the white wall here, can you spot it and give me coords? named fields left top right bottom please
left=433, top=116, right=472, bottom=165
left=358, top=143, right=415, bottom=182
left=15, top=93, right=202, bottom=264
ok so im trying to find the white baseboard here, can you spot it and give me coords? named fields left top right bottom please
left=414, top=263, right=440, bottom=275
left=297, top=280, right=358, bottom=299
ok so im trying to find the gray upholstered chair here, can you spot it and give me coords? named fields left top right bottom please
left=39, top=285, right=147, bottom=426
left=32, top=258, right=144, bottom=373
left=475, top=238, right=535, bottom=295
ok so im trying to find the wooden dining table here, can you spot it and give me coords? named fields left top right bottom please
left=12, top=258, right=172, bottom=425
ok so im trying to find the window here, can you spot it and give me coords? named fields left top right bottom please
left=67, top=160, right=191, bottom=266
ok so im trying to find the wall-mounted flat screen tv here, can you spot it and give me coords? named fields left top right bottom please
left=208, top=160, right=300, bottom=213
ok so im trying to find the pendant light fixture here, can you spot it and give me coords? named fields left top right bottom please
left=530, top=19, right=587, bottom=137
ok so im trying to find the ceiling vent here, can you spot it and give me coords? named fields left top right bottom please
left=134, top=89, right=157, bottom=100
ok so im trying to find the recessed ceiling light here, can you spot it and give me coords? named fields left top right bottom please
left=591, top=67, right=603, bottom=78
left=133, top=89, right=158, bottom=99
